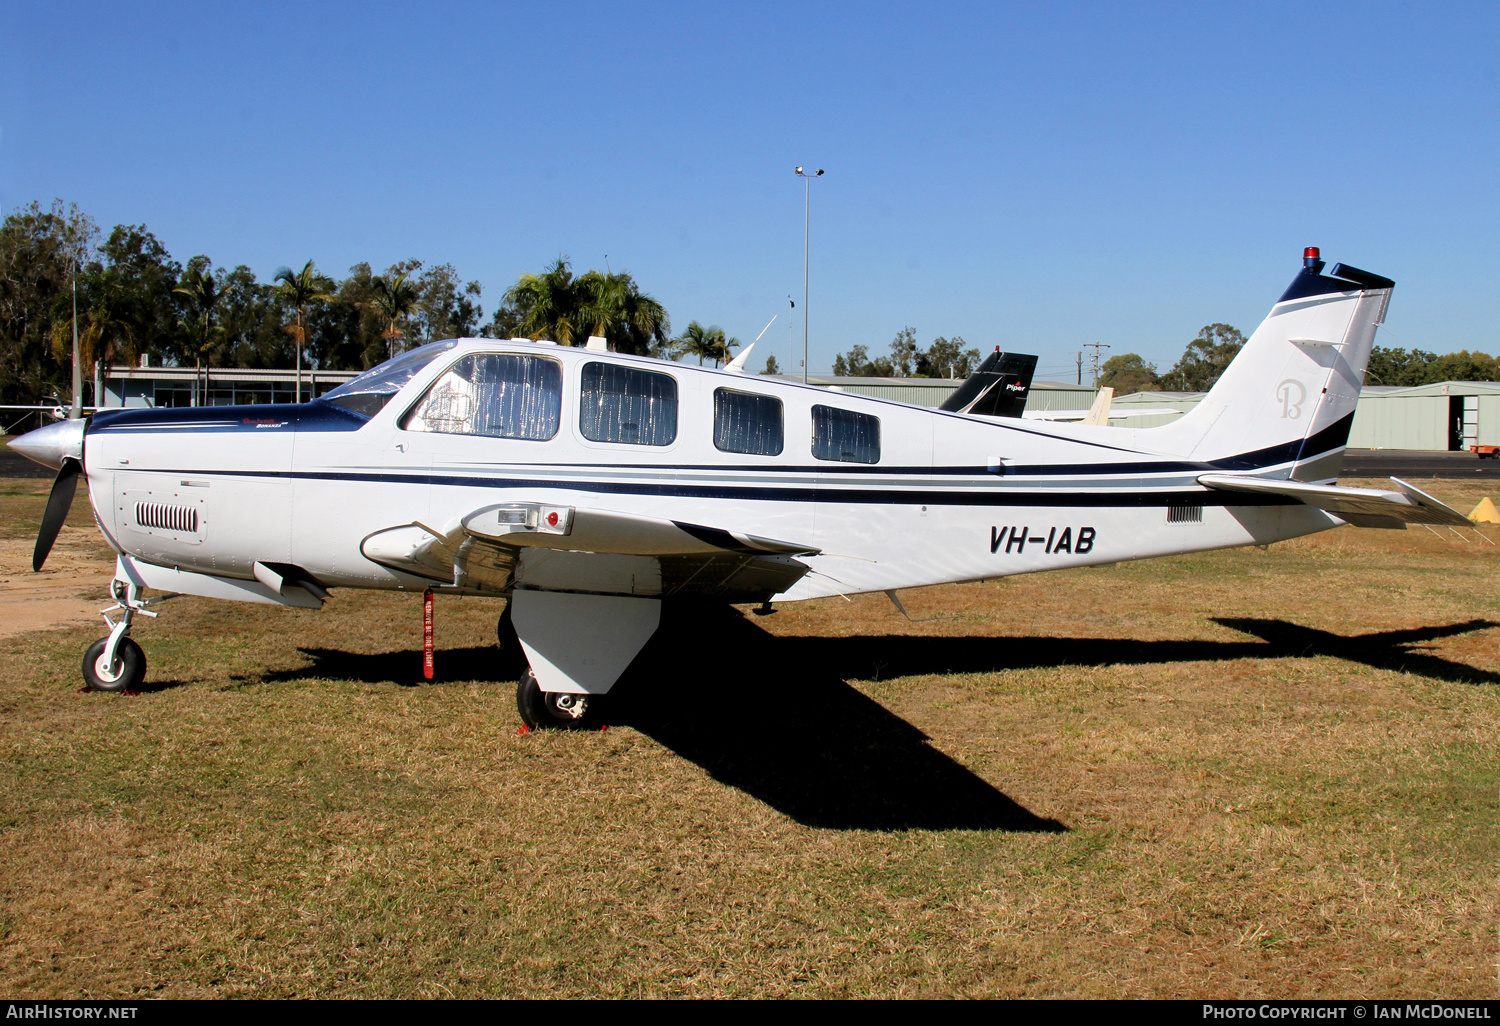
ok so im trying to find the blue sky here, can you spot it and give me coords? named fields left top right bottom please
left=3, top=1, right=1497, bottom=379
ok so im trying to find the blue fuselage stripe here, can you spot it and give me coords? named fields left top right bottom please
left=107, top=464, right=1296, bottom=508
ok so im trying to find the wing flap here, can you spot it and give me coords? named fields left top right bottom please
left=1197, top=473, right=1472, bottom=527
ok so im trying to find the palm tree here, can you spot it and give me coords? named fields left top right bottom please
left=505, top=258, right=580, bottom=346
left=370, top=271, right=421, bottom=360
left=174, top=263, right=230, bottom=405
left=673, top=321, right=737, bottom=367
left=502, top=259, right=671, bottom=355
left=272, top=260, right=335, bottom=402
left=575, top=269, right=670, bottom=355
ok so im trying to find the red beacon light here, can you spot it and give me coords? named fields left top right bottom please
left=1303, top=246, right=1322, bottom=270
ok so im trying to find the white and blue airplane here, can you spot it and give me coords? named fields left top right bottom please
left=9, top=248, right=1471, bottom=726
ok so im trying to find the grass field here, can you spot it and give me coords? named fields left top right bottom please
left=1, top=477, right=1497, bottom=998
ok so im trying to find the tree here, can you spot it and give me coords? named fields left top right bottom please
left=413, top=263, right=483, bottom=344
left=832, top=343, right=893, bottom=377
left=272, top=260, right=336, bottom=402
left=1098, top=353, right=1160, bottom=394
left=370, top=270, right=420, bottom=360
left=0, top=200, right=99, bottom=407
left=99, top=224, right=187, bottom=369
left=501, top=258, right=669, bottom=355
left=576, top=269, right=670, bottom=356
left=1167, top=323, right=1244, bottom=391
left=673, top=321, right=735, bottom=366
left=49, top=267, right=140, bottom=402
left=216, top=265, right=286, bottom=371
left=506, top=257, right=582, bottom=346
left=761, top=354, right=781, bottom=375
left=1425, top=350, right=1500, bottom=383
left=915, top=336, right=981, bottom=378
left=888, top=326, right=918, bottom=377
left=1365, top=346, right=1436, bottom=386
left=174, top=259, right=232, bottom=403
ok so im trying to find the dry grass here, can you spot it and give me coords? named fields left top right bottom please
left=0, top=477, right=1497, bottom=998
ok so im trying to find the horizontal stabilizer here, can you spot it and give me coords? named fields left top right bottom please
left=1197, top=474, right=1472, bottom=527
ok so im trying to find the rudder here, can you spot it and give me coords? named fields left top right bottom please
left=1142, top=249, right=1393, bottom=482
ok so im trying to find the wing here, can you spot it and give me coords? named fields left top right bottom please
left=1197, top=474, right=1472, bottom=529
left=360, top=501, right=821, bottom=602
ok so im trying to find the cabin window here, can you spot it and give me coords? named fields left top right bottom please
left=402, top=353, right=562, bottom=440
left=714, top=389, right=784, bottom=456
left=580, top=362, right=678, bottom=446
left=812, top=405, right=880, bottom=464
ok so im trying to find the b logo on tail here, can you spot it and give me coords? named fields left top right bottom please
left=1277, top=379, right=1307, bottom=419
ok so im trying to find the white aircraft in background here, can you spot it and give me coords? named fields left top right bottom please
left=10, top=248, right=1472, bottom=728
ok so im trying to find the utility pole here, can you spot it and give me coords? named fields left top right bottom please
left=1076, top=351, right=1083, bottom=385
left=1085, top=341, right=1110, bottom=388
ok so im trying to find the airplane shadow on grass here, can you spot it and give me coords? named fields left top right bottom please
left=269, top=611, right=1498, bottom=833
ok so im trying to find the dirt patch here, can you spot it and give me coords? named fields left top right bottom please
left=0, top=528, right=116, bottom=638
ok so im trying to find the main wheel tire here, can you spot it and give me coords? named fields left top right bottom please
left=516, top=669, right=605, bottom=731
left=82, top=637, right=146, bottom=693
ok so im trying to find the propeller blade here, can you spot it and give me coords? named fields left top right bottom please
left=33, top=457, right=81, bottom=572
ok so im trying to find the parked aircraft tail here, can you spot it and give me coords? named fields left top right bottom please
left=1143, top=249, right=1393, bottom=482
left=940, top=350, right=1038, bottom=417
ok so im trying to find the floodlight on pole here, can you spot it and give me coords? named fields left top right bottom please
left=795, top=167, right=824, bottom=384
left=70, top=258, right=81, bottom=420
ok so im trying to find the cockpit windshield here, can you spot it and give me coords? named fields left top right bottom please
left=319, top=340, right=461, bottom=418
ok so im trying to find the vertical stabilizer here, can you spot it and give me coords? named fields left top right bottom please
left=940, top=350, right=1038, bottom=418
left=1143, top=250, right=1392, bottom=481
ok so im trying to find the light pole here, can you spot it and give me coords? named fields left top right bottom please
left=70, top=257, right=81, bottom=419
left=795, top=166, right=823, bottom=384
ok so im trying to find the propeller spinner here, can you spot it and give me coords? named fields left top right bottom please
left=8, top=419, right=86, bottom=571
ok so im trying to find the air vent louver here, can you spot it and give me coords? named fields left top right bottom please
left=136, top=502, right=199, bottom=533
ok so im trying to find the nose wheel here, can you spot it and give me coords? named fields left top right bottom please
left=516, top=669, right=606, bottom=731
left=83, top=637, right=146, bottom=693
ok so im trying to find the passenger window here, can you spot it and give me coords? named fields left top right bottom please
left=714, top=389, right=784, bottom=456
left=580, top=362, right=678, bottom=445
left=402, top=354, right=561, bottom=439
left=812, top=405, right=880, bottom=464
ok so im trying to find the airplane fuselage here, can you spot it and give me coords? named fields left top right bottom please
left=82, top=339, right=1338, bottom=605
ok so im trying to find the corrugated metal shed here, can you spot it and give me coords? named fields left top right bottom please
left=805, top=376, right=1095, bottom=413
left=1111, top=390, right=1207, bottom=428
left=812, top=375, right=1500, bottom=450
left=1347, top=393, right=1448, bottom=449
left=805, top=376, right=959, bottom=407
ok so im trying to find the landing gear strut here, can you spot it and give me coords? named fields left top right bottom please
left=82, top=579, right=156, bottom=693
left=515, top=669, right=606, bottom=731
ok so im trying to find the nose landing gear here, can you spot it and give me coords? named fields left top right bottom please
left=83, top=579, right=156, bottom=693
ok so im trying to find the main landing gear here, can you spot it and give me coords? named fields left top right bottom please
left=515, top=668, right=607, bottom=731
left=500, top=599, right=610, bottom=731
left=82, top=579, right=157, bottom=692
